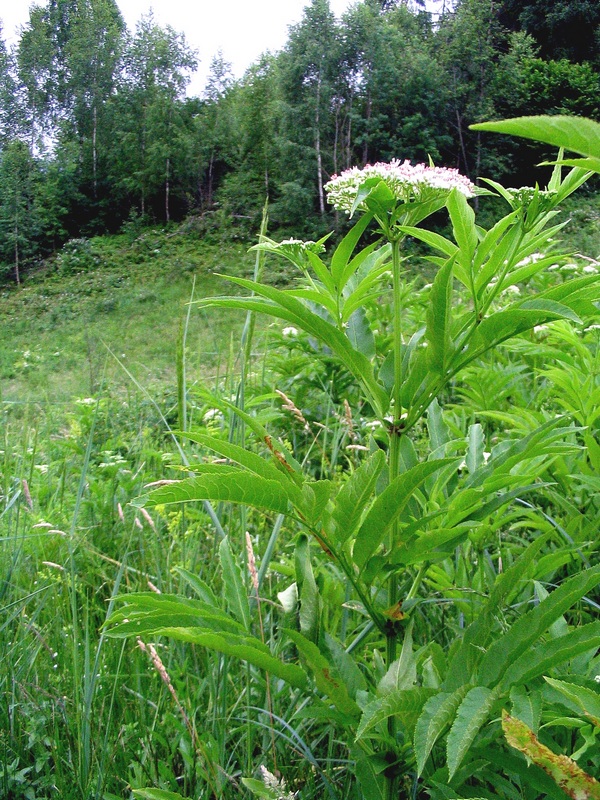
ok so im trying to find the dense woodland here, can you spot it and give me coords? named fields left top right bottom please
left=0, top=0, right=599, bottom=280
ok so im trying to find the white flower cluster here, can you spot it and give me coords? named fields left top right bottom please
left=259, top=766, right=296, bottom=800
left=203, top=407, right=223, bottom=424
left=256, top=238, right=325, bottom=260
left=515, top=252, right=544, bottom=267
left=506, top=186, right=557, bottom=212
left=325, top=159, right=475, bottom=214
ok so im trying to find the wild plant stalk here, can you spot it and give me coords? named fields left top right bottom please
left=318, top=163, right=478, bottom=796
left=386, top=235, right=404, bottom=798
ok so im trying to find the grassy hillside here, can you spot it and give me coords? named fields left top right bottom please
left=2, top=193, right=598, bottom=405
left=0, top=224, right=258, bottom=404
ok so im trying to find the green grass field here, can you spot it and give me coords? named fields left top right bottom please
left=0, top=226, right=259, bottom=404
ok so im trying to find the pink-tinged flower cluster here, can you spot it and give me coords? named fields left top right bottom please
left=325, top=159, right=475, bottom=214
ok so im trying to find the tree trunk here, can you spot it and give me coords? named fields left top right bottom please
left=363, top=81, right=372, bottom=165
left=315, top=70, right=325, bottom=216
left=165, top=155, right=170, bottom=222
left=207, top=150, right=214, bottom=206
left=346, top=94, right=353, bottom=170
left=92, top=102, right=98, bottom=199
left=333, top=98, right=340, bottom=177
left=456, top=107, right=469, bottom=174
left=14, top=214, right=20, bottom=286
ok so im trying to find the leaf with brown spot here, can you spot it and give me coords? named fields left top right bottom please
left=502, top=710, right=600, bottom=800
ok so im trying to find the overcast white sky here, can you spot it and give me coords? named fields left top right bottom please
left=1, top=0, right=360, bottom=96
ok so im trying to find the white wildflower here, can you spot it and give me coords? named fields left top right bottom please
left=203, top=408, right=223, bottom=424
left=254, top=237, right=326, bottom=264
left=282, top=326, right=298, bottom=337
left=582, top=264, right=597, bottom=274
left=505, top=186, right=557, bottom=212
left=516, top=252, right=543, bottom=267
left=364, top=419, right=383, bottom=430
left=325, top=159, right=475, bottom=214
left=259, top=766, right=296, bottom=800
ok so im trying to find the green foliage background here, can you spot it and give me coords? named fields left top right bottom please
left=0, top=0, right=599, bottom=279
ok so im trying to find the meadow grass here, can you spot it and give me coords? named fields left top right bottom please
left=0, top=227, right=258, bottom=403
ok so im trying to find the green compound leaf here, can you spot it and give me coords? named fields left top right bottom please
left=353, top=458, right=457, bottom=569
left=104, top=594, right=307, bottom=689
left=197, top=277, right=389, bottom=416
left=177, top=431, right=303, bottom=493
left=447, top=686, right=499, bottom=779
left=502, top=622, right=600, bottom=689
left=151, top=628, right=308, bottom=689
left=142, top=470, right=295, bottom=515
left=413, top=687, right=469, bottom=776
left=477, top=565, right=600, bottom=688
left=471, top=115, right=600, bottom=161
left=220, top=537, right=251, bottom=630
left=331, top=449, right=386, bottom=546
left=356, top=687, right=435, bottom=742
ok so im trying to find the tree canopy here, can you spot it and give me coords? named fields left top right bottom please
left=0, top=0, right=598, bottom=278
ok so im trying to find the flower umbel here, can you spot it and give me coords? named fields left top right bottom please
left=505, top=186, right=557, bottom=210
left=325, top=158, right=475, bottom=214
left=253, top=237, right=326, bottom=266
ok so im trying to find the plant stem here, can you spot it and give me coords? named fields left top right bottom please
left=389, top=236, right=405, bottom=636
left=385, top=236, right=404, bottom=800
left=392, top=238, right=404, bottom=424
